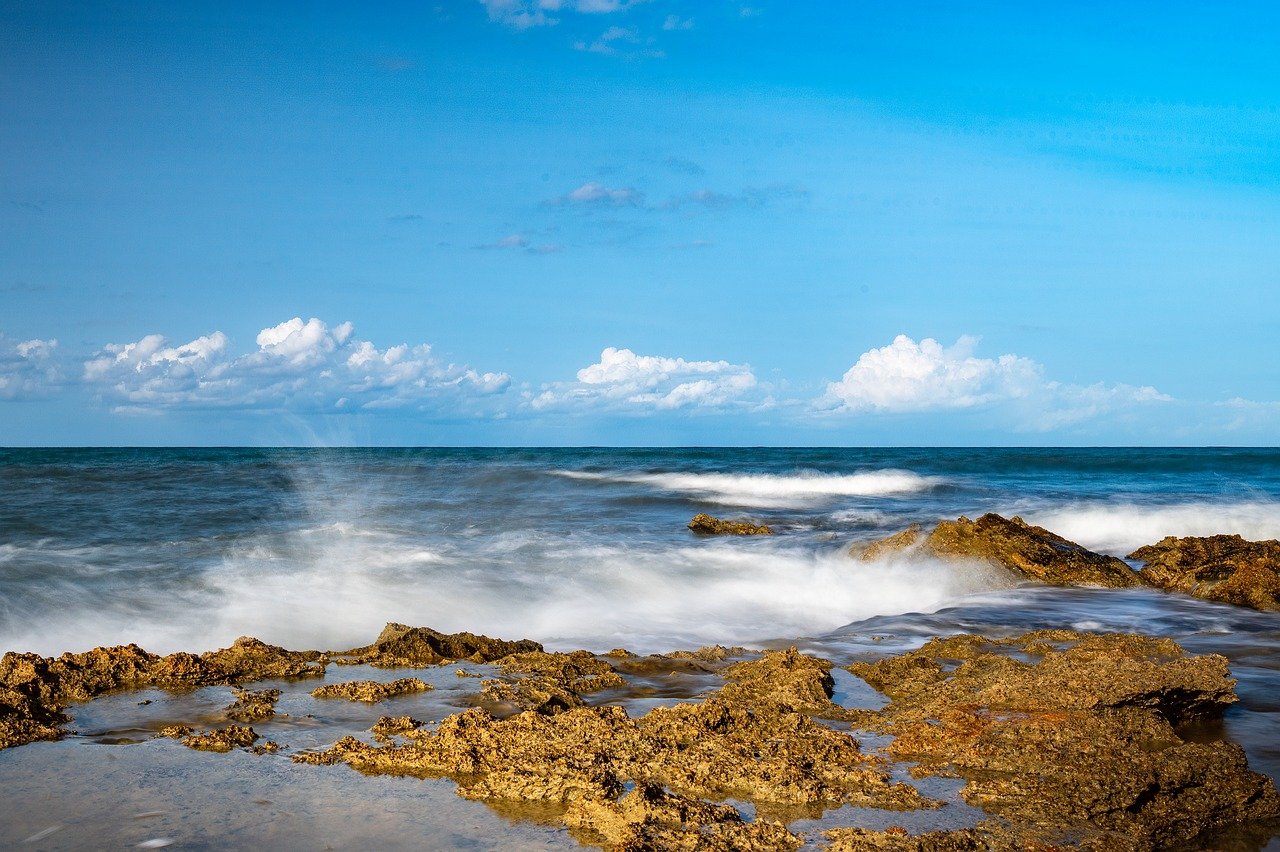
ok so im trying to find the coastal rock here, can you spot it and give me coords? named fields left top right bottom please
left=1127, top=534, right=1280, bottom=610
left=847, top=631, right=1280, bottom=849
left=688, top=513, right=774, bottom=536
left=293, top=647, right=931, bottom=817
left=565, top=782, right=801, bottom=851
left=182, top=724, right=260, bottom=753
left=852, top=513, right=1143, bottom=588
left=341, top=623, right=542, bottom=667
left=371, top=715, right=423, bottom=741
left=480, top=650, right=628, bottom=714
left=224, top=687, right=281, bottom=722
left=311, top=678, right=431, bottom=703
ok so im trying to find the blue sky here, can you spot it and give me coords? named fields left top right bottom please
left=2, top=0, right=1278, bottom=445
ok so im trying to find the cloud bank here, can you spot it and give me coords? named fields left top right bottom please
left=82, top=317, right=509, bottom=412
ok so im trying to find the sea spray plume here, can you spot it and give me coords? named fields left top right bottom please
left=1021, top=500, right=1280, bottom=556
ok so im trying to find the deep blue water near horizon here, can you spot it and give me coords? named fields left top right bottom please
left=1, top=447, right=1279, bottom=848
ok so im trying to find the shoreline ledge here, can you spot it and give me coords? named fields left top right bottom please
left=3, top=624, right=1278, bottom=849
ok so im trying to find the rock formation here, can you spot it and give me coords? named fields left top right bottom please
left=687, top=513, right=773, bottom=536
left=852, top=513, right=1143, bottom=587
left=1128, top=534, right=1280, bottom=610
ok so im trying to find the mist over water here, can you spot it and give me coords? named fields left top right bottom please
left=1, top=447, right=1279, bottom=658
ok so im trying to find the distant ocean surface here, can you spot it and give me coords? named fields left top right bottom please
left=2, top=447, right=1280, bottom=657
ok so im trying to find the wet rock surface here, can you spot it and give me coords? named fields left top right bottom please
left=339, top=623, right=543, bottom=667
left=1128, top=534, right=1280, bottom=611
left=848, top=631, right=1280, bottom=850
left=0, top=636, right=324, bottom=749
left=2, top=623, right=1278, bottom=850
left=852, top=513, right=1144, bottom=588
left=311, top=678, right=432, bottom=703
left=224, top=687, right=281, bottom=722
left=181, top=724, right=259, bottom=753
left=688, top=513, right=774, bottom=536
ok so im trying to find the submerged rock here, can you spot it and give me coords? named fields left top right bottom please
left=311, top=678, right=431, bottom=703
left=341, top=623, right=543, bottom=667
left=687, top=513, right=774, bottom=536
left=847, top=631, right=1280, bottom=850
left=852, top=513, right=1143, bottom=588
left=224, top=688, right=281, bottom=722
left=182, top=724, right=259, bottom=753
left=1128, top=534, right=1280, bottom=611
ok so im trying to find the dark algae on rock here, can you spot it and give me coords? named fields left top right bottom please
left=852, top=513, right=1143, bottom=587
left=1129, top=534, right=1280, bottom=611
left=339, top=622, right=543, bottom=667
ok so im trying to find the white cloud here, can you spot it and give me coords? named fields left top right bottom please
left=573, top=25, right=638, bottom=55
left=552, top=181, right=644, bottom=206
left=0, top=335, right=60, bottom=400
left=83, top=317, right=509, bottom=412
left=532, top=347, right=759, bottom=411
left=820, top=334, right=1172, bottom=429
left=662, top=14, right=694, bottom=30
left=823, top=335, right=1039, bottom=412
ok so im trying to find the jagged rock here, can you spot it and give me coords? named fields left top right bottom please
left=311, top=678, right=431, bottom=703
left=158, top=724, right=194, bottom=738
left=566, top=783, right=802, bottom=851
left=341, top=623, right=542, bottom=667
left=182, top=724, right=259, bottom=752
left=1128, top=534, right=1280, bottom=611
left=852, top=513, right=1143, bottom=588
left=293, top=648, right=930, bottom=816
left=371, top=715, right=423, bottom=741
left=688, top=513, right=773, bottom=536
left=224, top=688, right=281, bottom=722
left=847, top=631, right=1280, bottom=850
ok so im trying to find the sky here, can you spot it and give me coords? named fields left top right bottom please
left=2, top=0, right=1278, bottom=446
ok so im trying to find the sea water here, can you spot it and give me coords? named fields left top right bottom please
left=1, top=447, right=1278, bottom=848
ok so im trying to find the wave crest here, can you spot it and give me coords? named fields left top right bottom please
left=553, top=468, right=942, bottom=508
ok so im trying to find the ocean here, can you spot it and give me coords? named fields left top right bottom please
left=1, top=447, right=1278, bottom=848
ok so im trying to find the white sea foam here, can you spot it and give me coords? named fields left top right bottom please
left=0, top=523, right=1009, bottom=657
left=553, top=469, right=942, bottom=508
left=1025, top=501, right=1280, bottom=556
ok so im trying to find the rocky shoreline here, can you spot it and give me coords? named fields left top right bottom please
left=3, top=516, right=1279, bottom=849
left=3, top=621, right=1278, bottom=849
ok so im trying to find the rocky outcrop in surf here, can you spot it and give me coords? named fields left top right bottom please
left=851, top=513, right=1144, bottom=588
left=687, top=512, right=774, bottom=536
left=1127, top=534, right=1280, bottom=611
left=339, top=623, right=543, bottom=667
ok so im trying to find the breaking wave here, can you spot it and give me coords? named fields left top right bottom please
left=552, top=469, right=943, bottom=508
left=1024, top=500, right=1280, bottom=556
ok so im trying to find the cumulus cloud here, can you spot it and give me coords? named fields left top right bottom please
left=823, top=335, right=1040, bottom=413
left=0, top=334, right=60, bottom=400
left=83, top=317, right=509, bottom=411
left=532, top=347, right=759, bottom=411
left=820, top=334, right=1172, bottom=429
